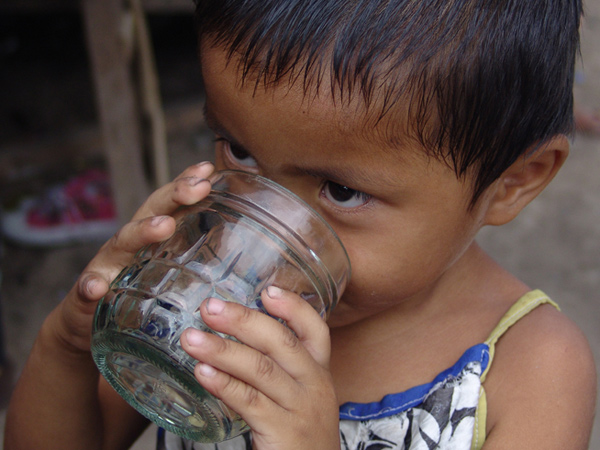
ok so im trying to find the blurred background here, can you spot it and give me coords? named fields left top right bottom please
left=0, top=1, right=598, bottom=449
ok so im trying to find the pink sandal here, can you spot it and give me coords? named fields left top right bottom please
left=1, top=169, right=119, bottom=247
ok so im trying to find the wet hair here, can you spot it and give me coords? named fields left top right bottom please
left=193, top=0, right=583, bottom=205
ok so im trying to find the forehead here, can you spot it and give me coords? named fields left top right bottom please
left=201, top=42, right=479, bottom=216
left=201, top=43, right=444, bottom=194
left=200, top=41, right=422, bottom=154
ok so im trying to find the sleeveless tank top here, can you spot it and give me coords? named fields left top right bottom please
left=157, top=290, right=558, bottom=450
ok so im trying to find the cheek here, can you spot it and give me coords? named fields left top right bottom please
left=342, top=245, right=438, bottom=310
left=336, top=231, right=420, bottom=310
left=337, top=217, right=475, bottom=310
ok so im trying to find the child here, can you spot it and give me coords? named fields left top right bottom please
left=4, top=0, right=597, bottom=449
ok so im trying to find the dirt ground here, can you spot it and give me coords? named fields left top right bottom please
left=1, top=5, right=599, bottom=450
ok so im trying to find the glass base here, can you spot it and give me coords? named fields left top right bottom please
left=92, top=330, right=248, bottom=443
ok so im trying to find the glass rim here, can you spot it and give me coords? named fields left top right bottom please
left=208, top=169, right=351, bottom=277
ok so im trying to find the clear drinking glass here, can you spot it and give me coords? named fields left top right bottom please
left=91, top=170, right=351, bottom=443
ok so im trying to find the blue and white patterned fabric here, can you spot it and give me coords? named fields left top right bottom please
left=157, top=343, right=490, bottom=450
left=338, top=344, right=488, bottom=450
left=158, top=290, right=558, bottom=450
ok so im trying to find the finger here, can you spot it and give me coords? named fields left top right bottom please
left=83, top=163, right=213, bottom=296
left=86, top=214, right=176, bottom=284
left=67, top=214, right=176, bottom=324
left=260, top=286, right=332, bottom=368
left=131, top=162, right=214, bottom=221
left=191, top=358, right=284, bottom=434
left=181, top=328, right=297, bottom=409
left=197, top=293, right=329, bottom=380
left=76, top=272, right=110, bottom=304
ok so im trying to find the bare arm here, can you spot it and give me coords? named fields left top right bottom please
left=482, top=304, right=597, bottom=449
left=5, top=313, right=149, bottom=450
left=4, top=163, right=215, bottom=450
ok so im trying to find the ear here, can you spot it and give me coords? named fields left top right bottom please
left=483, top=135, right=569, bottom=226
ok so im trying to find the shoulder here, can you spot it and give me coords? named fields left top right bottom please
left=493, top=302, right=595, bottom=374
left=483, top=301, right=597, bottom=448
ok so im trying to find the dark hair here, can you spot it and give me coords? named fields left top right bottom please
left=193, top=0, right=583, bottom=205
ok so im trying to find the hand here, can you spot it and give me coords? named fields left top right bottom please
left=49, top=162, right=215, bottom=354
left=181, top=286, right=341, bottom=450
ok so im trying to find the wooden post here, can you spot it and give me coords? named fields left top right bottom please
left=81, top=0, right=151, bottom=223
left=131, top=0, right=170, bottom=188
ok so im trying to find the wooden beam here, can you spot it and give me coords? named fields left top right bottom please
left=82, top=0, right=151, bottom=223
left=131, top=0, right=170, bottom=188
left=0, top=0, right=193, bottom=13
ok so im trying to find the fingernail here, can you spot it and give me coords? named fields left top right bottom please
left=206, top=297, right=226, bottom=315
left=185, top=329, right=205, bottom=347
left=85, top=277, right=98, bottom=296
left=197, top=363, right=217, bottom=377
left=267, top=286, right=283, bottom=299
left=80, top=276, right=98, bottom=297
left=195, top=161, right=213, bottom=168
left=150, top=215, right=168, bottom=227
left=187, top=177, right=207, bottom=186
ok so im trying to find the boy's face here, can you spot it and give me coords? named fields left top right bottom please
left=201, top=43, right=490, bottom=328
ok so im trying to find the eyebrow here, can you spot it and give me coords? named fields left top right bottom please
left=202, top=103, right=398, bottom=190
left=296, top=166, right=376, bottom=191
left=203, top=104, right=249, bottom=152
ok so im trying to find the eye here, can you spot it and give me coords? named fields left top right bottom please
left=321, top=181, right=371, bottom=209
left=215, top=138, right=258, bottom=169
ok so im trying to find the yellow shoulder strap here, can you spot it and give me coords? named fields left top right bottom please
left=471, top=290, right=559, bottom=450
left=480, top=289, right=559, bottom=382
